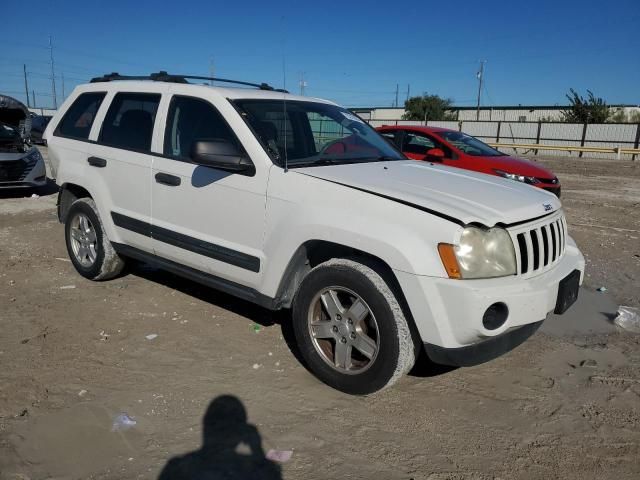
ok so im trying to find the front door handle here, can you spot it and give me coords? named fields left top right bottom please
left=87, top=156, right=107, bottom=168
left=155, top=172, right=181, bottom=186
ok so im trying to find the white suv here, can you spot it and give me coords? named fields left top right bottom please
left=45, top=72, right=585, bottom=394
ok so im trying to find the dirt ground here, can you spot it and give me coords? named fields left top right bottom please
left=1, top=149, right=639, bottom=480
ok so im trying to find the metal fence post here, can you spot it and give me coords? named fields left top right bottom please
left=535, top=121, right=542, bottom=155
left=579, top=123, right=588, bottom=158
left=496, top=121, right=501, bottom=142
left=458, top=121, right=463, bottom=132
left=633, top=123, right=640, bottom=161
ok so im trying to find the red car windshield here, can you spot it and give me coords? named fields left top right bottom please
left=436, top=131, right=506, bottom=157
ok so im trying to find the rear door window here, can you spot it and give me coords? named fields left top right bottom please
left=99, top=93, right=160, bottom=152
left=54, top=92, right=106, bottom=140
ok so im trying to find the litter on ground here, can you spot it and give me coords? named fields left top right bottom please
left=112, top=413, right=137, bottom=432
left=266, top=449, right=293, bottom=463
left=614, top=306, right=640, bottom=333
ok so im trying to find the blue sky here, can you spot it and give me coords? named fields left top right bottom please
left=2, top=0, right=639, bottom=109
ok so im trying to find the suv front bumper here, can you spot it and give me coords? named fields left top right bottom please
left=424, top=320, right=543, bottom=367
left=0, top=150, right=47, bottom=189
left=395, top=236, right=585, bottom=364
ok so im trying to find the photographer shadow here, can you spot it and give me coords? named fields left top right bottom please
left=158, top=395, right=281, bottom=480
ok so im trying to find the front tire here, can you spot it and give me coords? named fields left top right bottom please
left=64, top=198, right=125, bottom=281
left=292, top=258, right=415, bottom=395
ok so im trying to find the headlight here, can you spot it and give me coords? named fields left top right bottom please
left=494, top=169, right=539, bottom=185
left=27, top=149, right=42, bottom=163
left=438, top=226, right=517, bottom=279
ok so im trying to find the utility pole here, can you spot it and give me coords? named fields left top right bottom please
left=299, top=71, right=307, bottom=96
left=23, top=64, right=30, bottom=108
left=49, top=35, right=58, bottom=109
left=32, top=90, right=36, bottom=109
left=394, top=84, right=399, bottom=107
left=476, top=60, right=485, bottom=121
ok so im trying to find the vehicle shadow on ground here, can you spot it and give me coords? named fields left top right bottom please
left=158, top=394, right=282, bottom=480
left=0, top=178, right=58, bottom=198
left=408, top=350, right=458, bottom=378
left=130, top=263, right=454, bottom=380
left=129, top=264, right=306, bottom=365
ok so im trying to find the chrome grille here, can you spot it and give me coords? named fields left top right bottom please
left=510, top=212, right=567, bottom=277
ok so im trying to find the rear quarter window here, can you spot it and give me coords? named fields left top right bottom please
left=99, top=93, right=160, bottom=152
left=54, top=92, right=106, bottom=140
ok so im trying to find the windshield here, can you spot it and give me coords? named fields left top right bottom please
left=233, top=100, right=404, bottom=167
left=435, top=131, right=505, bottom=157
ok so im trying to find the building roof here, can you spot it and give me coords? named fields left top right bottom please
left=351, top=104, right=638, bottom=111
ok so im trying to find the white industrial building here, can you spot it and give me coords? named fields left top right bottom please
left=350, top=105, right=640, bottom=123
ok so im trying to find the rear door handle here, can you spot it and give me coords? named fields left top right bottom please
left=155, top=172, right=181, bottom=186
left=87, top=156, right=107, bottom=168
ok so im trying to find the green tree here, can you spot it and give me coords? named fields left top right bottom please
left=561, top=89, right=610, bottom=123
left=402, top=94, right=456, bottom=121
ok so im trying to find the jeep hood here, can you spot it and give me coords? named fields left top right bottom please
left=296, top=160, right=561, bottom=227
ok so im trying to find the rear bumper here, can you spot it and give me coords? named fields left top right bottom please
left=424, top=320, right=543, bottom=366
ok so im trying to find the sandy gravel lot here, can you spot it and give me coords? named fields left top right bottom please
left=0, top=149, right=639, bottom=479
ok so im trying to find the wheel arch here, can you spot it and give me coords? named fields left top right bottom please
left=273, top=239, right=423, bottom=350
left=57, top=182, right=93, bottom=223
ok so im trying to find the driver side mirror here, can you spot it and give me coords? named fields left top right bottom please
left=425, top=148, right=446, bottom=161
left=190, top=139, right=254, bottom=174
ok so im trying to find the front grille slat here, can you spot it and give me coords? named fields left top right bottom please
left=510, top=212, right=568, bottom=278
left=541, top=226, right=550, bottom=266
left=524, top=229, right=534, bottom=274
left=517, top=233, right=528, bottom=274
left=530, top=229, right=541, bottom=271
left=552, top=222, right=562, bottom=260
left=550, top=222, right=557, bottom=261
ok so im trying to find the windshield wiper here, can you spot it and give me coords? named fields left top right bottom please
left=289, top=155, right=402, bottom=169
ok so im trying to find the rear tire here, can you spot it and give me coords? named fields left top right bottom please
left=292, top=258, right=415, bottom=395
left=64, top=198, right=125, bottom=281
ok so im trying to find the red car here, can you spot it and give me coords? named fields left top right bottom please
left=376, top=126, right=561, bottom=197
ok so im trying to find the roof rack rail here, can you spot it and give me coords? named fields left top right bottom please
left=89, top=71, right=288, bottom=93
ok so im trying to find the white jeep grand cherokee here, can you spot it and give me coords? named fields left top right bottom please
left=45, top=72, right=584, bottom=394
